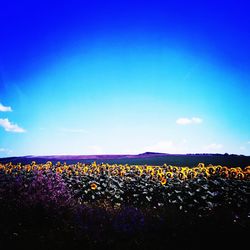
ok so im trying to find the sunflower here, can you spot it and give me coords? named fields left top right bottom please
left=236, top=172, right=244, bottom=180
left=90, top=183, right=98, bottom=190
left=229, top=170, right=237, bottom=179
left=220, top=171, right=229, bottom=178
left=215, top=165, right=222, bottom=173
left=120, top=170, right=126, bottom=177
left=172, top=166, right=178, bottom=173
left=198, top=163, right=205, bottom=168
left=166, top=172, right=173, bottom=179
left=178, top=171, right=186, bottom=180
left=208, top=166, right=216, bottom=175
left=160, top=177, right=167, bottom=185
left=56, top=167, right=62, bottom=174
left=222, top=166, right=228, bottom=172
left=150, top=169, right=155, bottom=177
left=187, top=170, right=196, bottom=179
left=244, top=172, right=250, bottom=180
left=112, top=169, right=119, bottom=176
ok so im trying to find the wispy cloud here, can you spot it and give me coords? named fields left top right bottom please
left=0, top=103, right=12, bottom=112
left=144, top=140, right=175, bottom=153
left=204, top=143, right=223, bottom=151
left=0, top=118, right=26, bottom=133
left=59, top=128, right=88, bottom=133
left=143, top=139, right=196, bottom=154
left=176, top=117, right=203, bottom=125
left=0, top=148, right=13, bottom=155
left=87, top=145, right=104, bottom=154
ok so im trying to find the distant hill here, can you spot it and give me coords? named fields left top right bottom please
left=0, top=152, right=250, bottom=168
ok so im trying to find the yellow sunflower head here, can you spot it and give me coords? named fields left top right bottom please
left=166, top=172, right=173, bottom=178
left=160, top=177, right=167, bottom=185
left=236, top=172, right=244, bottom=180
left=90, top=183, right=98, bottom=190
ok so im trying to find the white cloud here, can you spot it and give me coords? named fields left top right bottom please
left=0, top=103, right=12, bottom=112
left=87, top=145, right=104, bottom=154
left=0, top=118, right=26, bottom=133
left=59, top=128, right=88, bottom=133
left=181, top=138, right=188, bottom=144
left=176, top=117, right=203, bottom=125
left=143, top=139, right=195, bottom=154
left=176, top=118, right=191, bottom=125
left=0, top=148, right=13, bottom=155
left=247, top=141, right=250, bottom=144
left=144, top=140, right=175, bottom=153
left=204, top=143, right=223, bottom=151
left=192, top=117, right=203, bottom=123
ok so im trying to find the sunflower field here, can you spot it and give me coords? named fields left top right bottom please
left=0, top=161, right=249, bottom=250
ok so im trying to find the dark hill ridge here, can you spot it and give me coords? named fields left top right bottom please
left=0, top=152, right=250, bottom=168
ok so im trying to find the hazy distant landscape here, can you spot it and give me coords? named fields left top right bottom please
left=1, top=152, right=250, bottom=168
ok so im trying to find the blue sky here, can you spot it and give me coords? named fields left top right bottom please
left=0, top=0, right=250, bottom=156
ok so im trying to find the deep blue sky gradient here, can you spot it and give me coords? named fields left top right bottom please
left=0, top=0, right=250, bottom=156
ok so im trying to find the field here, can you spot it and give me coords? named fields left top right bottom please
left=0, top=160, right=249, bottom=250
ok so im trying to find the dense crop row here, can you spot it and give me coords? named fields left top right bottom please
left=0, top=161, right=249, bottom=250
left=1, top=161, right=249, bottom=212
